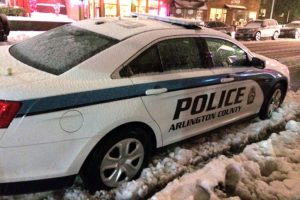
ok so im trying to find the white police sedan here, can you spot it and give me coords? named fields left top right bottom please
left=0, top=15, right=290, bottom=194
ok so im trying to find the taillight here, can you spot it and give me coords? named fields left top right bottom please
left=0, top=100, right=21, bottom=128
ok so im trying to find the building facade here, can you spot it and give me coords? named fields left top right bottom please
left=206, top=0, right=261, bottom=26
left=3, top=0, right=261, bottom=23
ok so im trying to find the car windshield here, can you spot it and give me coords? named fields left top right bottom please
left=245, top=21, right=262, bottom=28
left=286, top=23, right=300, bottom=28
left=9, top=25, right=119, bottom=75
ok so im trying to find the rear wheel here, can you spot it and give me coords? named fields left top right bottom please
left=80, top=126, right=152, bottom=193
left=295, top=31, right=300, bottom=39
left=272, top=31, right=279, bottom=40
left=254, top=32, right=261, bottom=41
left=259, top=83, right=284, bottom=120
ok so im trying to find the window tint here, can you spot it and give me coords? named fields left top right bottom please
left=119, top=45, right=162, bottom=77
left=9, top=25, right=118, bottom=75
left=119, top=37, right=204, bottom=78
left=216, top=22, right=226, bottom=27
left=157, top=38, right=202, bottom=71
left=206, top=38, right=249, bottom=68
left=207, top=22, right=216, bottom=28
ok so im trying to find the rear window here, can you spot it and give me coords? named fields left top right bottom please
left=9, top=25, right=118, bottom=75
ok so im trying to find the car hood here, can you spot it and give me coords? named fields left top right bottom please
left=0, top=45, right=54, bottom=89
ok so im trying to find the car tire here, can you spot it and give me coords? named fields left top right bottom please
left=254, top=32, right=261, bottom=41
left=295, top=31, right=300, bottom=39
left=259, top=83, right=285, bottom=120
left=0, top=14, right=10, bottom=36
left=80, top=126, right=152, bottom=193
left=272, top=31, right=279, bottom=40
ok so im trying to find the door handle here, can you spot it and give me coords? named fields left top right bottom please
left=145, top=88, right=168, bottom=96
left=220, top=77, right=235, bottom=83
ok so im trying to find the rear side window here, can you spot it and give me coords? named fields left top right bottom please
left=9, top=25, right=118, bottom=75
left=120, top=37, right=204, bottom=77
left=157, top=38, right=202, bottom=71
left=119, top=46, right=162, bottom=77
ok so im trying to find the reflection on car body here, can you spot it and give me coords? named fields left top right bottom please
left=0, top=15, right=290, bottom=195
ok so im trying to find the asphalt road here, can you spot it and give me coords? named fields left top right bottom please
left=243, top=39, right=300, bottom=91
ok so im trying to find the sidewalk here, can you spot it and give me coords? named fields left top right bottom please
left=8, top=12, right=74, bottom=31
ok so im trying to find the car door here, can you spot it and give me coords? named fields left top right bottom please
left=118, top=36, right=222, bottom=145
left=204, top=37, right=264, bottom=127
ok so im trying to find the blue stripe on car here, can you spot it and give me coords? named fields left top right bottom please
left=16, top=69, right=286, bottom=117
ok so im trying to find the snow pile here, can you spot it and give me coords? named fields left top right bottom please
left=151, top=120, right=300, bottom=200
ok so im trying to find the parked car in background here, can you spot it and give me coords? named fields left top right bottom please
left=204, top=21, right=235, bottom=37
left=280, top=21, right=300, bottom=39
left=0, top=14, right=9, bottom=41
left=235, top=19, right=280, bottom=41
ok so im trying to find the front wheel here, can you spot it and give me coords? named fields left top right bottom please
left=259, top=84, right=285, bottom=120
left=272, top=31, right=279, bottom=40
left=80, top=126, right=152, bottom=193
left=254, top=32, right=261, bottom=41
left=295, top=31, right=300, bottom=39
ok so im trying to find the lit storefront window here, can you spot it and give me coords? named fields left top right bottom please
left=104, top=0, right=117, bottom=16
left=148, top=0, right=158, bottom=15
left=120, top=0, right=131, bottom=16
left=133, top=0, right=146, bottom=14
left=209, top=8, right=227, bottom=22
left=249, top=11, right=257, bottom=20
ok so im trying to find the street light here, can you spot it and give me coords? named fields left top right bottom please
left=270, top=0, right=275, bottom=19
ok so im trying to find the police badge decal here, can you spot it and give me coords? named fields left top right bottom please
left=247, top=87, right=256, bottom=105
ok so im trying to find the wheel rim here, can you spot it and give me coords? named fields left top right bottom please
left=268, top=89, right=282, bottom=117
left=255, top=32, right=261, bottom=41
left=100, top=138, right=144, bottom=187
left=295, top=32, right=299, bottom=39
left=274, top=32, right=279, bottom=39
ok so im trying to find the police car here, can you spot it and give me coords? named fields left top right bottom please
left=0, top=15, right=290, bottom=194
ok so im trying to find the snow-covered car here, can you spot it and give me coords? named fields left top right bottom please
left=0, top=15, right=290, bottom=195
left=280, top=21, right=300, bottom=39
left=235, top=19, right=281, bottom=41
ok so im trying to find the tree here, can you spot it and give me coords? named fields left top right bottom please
left=273, top=0, right=300, bottom=22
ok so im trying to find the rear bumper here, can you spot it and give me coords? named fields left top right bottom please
left=0, top=138, right=95, bottom=194
left=0, top=175, right=76, bottom=195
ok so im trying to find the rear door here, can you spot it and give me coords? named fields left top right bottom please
left=119, top=36, right=222, bottom=145
left=204, top=37, right=264, bottom=126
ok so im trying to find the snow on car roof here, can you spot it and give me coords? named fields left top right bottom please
left=73, top=17, right=186, bottom=40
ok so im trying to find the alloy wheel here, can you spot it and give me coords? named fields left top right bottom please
left=267, top=88, right=282, bottom=117
left=100, top=138, right=144, bottom=187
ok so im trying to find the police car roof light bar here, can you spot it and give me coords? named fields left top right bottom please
left=132, top=13, right=204, bottom=29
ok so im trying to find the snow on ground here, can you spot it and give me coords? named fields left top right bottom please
left=2, top=91, right=299, bottom=200
left=151, top=120, right=300, bottom=200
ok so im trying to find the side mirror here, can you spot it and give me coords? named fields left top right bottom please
left=251, top=57, right=265, bottom=69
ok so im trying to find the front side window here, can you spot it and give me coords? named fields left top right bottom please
left=206, top=38, right=249, bottom=68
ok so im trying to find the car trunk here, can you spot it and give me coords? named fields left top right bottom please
left=0, top=45, right=54, bottom=89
